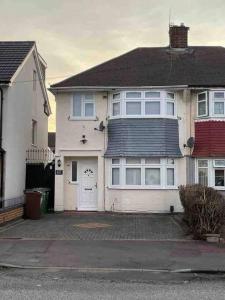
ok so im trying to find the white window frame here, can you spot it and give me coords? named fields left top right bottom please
left=212, top=91, right=225, bottom=117
left=71, top=160, right=78, bottom=183
left=196, top=158, right=225, bottom=190
left=109, top=158, right=177, bottom=189
left=197, top=90, right=225, bottom=119
left=110, top=91, right=176, bottom=119
left=197, top=91, right=208, bottom=117
left=70, top=93, right=96, bottom=120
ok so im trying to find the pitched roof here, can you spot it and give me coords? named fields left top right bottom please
left=0, top=41, right=35, bottom=83
left=105, top=118, right=182, bottom=158
left=51, top=47, right=225, bottom=88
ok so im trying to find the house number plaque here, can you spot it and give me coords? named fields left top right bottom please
left=55, top=170, right=63, bottom=175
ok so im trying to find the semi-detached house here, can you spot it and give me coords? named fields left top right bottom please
left=50, top=24, right=225, bottom=213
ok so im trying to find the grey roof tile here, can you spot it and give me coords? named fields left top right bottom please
left=51, top=46, right=225, bottom=88
left=0, top=41, right=35, bottom=82
left=105, top=118, right=182, bottom=158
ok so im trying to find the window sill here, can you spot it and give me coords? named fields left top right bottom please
left=107, top=186, right=178, bottom=190
left=109, top=115, right=177, bottom=120
left=69, top=116, right=97, bottom=121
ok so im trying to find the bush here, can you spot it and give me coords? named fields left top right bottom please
left=179, top=184, right=225, bottom=239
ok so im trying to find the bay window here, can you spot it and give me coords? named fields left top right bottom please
left=197, top=90, right=225, bottom=118
left=197, top=159, right=225, bottom=188
left=110, top=158, right=176, bottom=188
left=72, top=93, right=95, bottom=118
left=111, top=91, right=176, bottom=118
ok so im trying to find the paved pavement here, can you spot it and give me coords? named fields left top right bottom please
left=0, top=239, right=225, bottom=271
left=0, top=213, right=184, bottom=240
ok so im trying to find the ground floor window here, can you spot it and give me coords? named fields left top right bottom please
left=197, top=158, right=225, bottom=188
left=111, top=158, right=176, bottom=188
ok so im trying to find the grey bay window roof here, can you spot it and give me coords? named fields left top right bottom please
left=105, top=118, right=182, bottom=158
left=0, top=41, right=35, bottom=83
left=51, top=47, right=225, bottom=88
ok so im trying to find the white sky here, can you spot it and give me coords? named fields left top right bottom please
left=1, top=0, right=225, bottom=131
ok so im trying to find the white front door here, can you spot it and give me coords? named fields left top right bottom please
left=78, top=160, right=98, bottom=211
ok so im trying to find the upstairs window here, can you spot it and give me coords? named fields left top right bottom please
left=111, top=91, right=176, bottom=118
left=213, top=92, right=225, bottom=116
left=197, top=90, right=225, bottom=118
left=197, top=92, right=208, bottom=117
left=72, top=93, right=95, bottom=118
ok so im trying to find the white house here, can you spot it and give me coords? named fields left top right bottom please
left=50, top=24, right=225, bottom=213
left=0, top=41, right=51, bottom=207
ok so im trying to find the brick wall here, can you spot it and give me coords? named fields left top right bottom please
left=0, top=206, right=24, bottom=225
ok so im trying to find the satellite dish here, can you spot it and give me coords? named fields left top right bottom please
left=99, top=121, right=105, bottom=131
left=94, top=121, right=105, bottom=132
left=187, top=137, right=195, bottom=148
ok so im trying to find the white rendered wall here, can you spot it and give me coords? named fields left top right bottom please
left=2, top=51, right=48, bottom=201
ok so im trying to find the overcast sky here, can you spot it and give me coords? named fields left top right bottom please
left=1, top=0, right=225, bottom=131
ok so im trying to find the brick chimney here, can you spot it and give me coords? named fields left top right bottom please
left=169, top=23, right=189, bottom=49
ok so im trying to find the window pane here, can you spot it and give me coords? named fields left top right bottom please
left=126, top=168, right=141, bottom=185
left=198, top=101, right=206, bottom=116
left=112, top=168, right=120, bottom=185
left=167, top=168, right=174, bottom=186
left=145, top=92, right=160, bottom=98
left=84, top=93, right=93, bottom=100
left=126, top=102, right=141, bottom=115
left=198, top=168, right=208, bottom=186
left=113, top=93, right=120, bottom=100
left=145, top=168, right=160, bottom=185
left=214, top=160, right=225, bottom=167
left=214, top=102, right=224, bottom=115
left=198, top=93, right=206, bottom=101
left=112, top=159, right=120, bottom=165
left=85, top=103, right=94, bottom=116
left=145, top=101, right=160, bottom=115
left=145, top=158, right=160, bottom=164
left=126, top=92, right=141, bottom=98
left=112, top=102, right=120, bottom=116
left=73, top=94, right=82, bottom=116
left=214, top=92, right=225, bottom=99
left=167, top=102, right=174, bottom=116
left=167, top=158, right=174, bottom=165
left=167, top=92, right=175, bottom=99
left=198, top=160, right=208, bottom=167
left=215, top=170, right=224, bottom=186
left=72, top=161, right=77, bottom=182
left=126, top=158, right=141, bottom=164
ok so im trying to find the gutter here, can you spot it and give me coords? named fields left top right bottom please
left=0, top=86, right=5, bottom=200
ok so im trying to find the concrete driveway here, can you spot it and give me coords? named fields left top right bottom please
left=0, top=213, right=184, bottom=240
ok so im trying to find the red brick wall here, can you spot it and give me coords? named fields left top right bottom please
left=192, top=121, right=225, bottom=157
left=169, top=25, right=189, bottom=48
left=0, top=206, right=24, bottom=225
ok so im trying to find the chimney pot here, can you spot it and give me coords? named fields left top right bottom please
left=169, top=24, right=189, bottom=49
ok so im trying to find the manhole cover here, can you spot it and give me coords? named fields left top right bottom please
left=73, top=222, right=112, bottom=229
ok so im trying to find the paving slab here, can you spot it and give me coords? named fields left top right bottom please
left=0, top=213, right=184, bottom=240
left=0, top=239, right=225, bottom=271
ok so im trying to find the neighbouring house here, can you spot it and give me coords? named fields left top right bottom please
left=48, top=132, right=56, bottom=153
left=50, top=24, right=225, bottom=213
left=0, top=41, right=51, bottom=214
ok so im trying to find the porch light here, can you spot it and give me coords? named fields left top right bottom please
left=80, top=135, right=87, bottom=144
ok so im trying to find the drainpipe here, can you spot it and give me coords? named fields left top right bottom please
left=0, top=87, right=5, bottom=200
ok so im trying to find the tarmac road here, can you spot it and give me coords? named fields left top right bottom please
left=0, top=268, right=225, bottom=300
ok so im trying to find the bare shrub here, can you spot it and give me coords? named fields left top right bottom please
left=179, top=184, right=225, bottom=239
